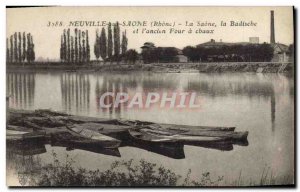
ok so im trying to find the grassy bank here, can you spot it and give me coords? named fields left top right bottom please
left=6, top=61, right=294, bottom=73
left=20, top=151, right=293, bottom=187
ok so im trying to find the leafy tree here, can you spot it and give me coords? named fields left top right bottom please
left=191, top=43, right=274, bottom=62
left=100, top=27, right=107, bottom=62
left=183, top=46, right=200, bottom=62
left=124, top=49, right=138, bottom=64
left=107, top=22, right=113, bottom=62
left=259, top=43, right=273, bottom=62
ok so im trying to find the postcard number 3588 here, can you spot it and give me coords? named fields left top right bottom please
left=47, top=21, right=63, bottom=27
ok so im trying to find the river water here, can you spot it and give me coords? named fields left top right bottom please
left=6, top=71, right=294, bottom=186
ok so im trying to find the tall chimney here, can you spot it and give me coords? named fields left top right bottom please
left=270, top=10, right=275, bottom=44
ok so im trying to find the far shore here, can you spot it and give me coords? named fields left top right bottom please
left=6, top=61, right=294, bottom=73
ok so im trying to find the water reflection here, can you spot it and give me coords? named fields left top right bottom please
left=60, top=73, right=90, bottom=113
left=6, top=71, right=294, bottom=186
left=7, top=73, right=35, bottom=109
left=95, top=75, right=129, bottom=119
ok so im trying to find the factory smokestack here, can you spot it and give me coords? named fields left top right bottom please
left=270, top=10, right=275, bottom=44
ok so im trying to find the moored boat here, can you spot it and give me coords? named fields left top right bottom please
left=139, top=129, right=230, bottom=143
left=6, top=130, right=45, bottom=142
left=65, top=126, right=121, bottom=148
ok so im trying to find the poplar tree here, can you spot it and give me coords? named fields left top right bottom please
left=100, top=27, right=107, bottom=62
left=26, top=33, right=31, bottom=62
left=60, top=35, right=64, bottom=62
left=67, top=28, right=70, bottom=62
left=18, top=32, right=22, bottom=63
left=121, top=30, right=128, bottom=55
left=75, top=28, right=78, bottom=63
left=113, top=22, right=120, bottom=63
left=78, top=29, right=82, bottom=63
left=26, top=33, right=35, bottom=63
left=6, top=38, right=9, bottom=63
left=82, top=31, right=86, bottom=62
left=107, top=22, right=113, bottom=62
left=86, top=30, right=90, bottom=62
left=30, top=35, right=35, bottom=62
left=14, top=32, right=18, bottom=62
left=63, top=29, right=67, bottom=62
left=71, top=36, right=75, bottom=63
left=10, top=36, right=13, bottom=63
left=22, top=32, right=26, bottom=62
left=94, top=29, right=100, bottom=60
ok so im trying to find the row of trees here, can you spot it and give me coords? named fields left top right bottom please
left=6, top=32, right=35, bottom=63
left=94, top=22, right=128, bottom=63
left=60, top=29, right=90, bottom=63
left=182, top=43, right=274, bottom=62
left=141, top=47, right=179, bottom=63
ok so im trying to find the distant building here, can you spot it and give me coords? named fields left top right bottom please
left=197, top=39, right=251, bottom=48
left=175, top=54, right=188, bottom=63
left=140, top=42, right=187, bottom=63
left=271, top=43, right=290, bottom=62
left=195, top=11, right=291, bottom=62
left=269, top=11, right=290, bottom=62
left=141, top=42, right=156, bottom=50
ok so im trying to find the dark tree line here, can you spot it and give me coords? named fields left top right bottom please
left=7, top=32, right=35, bottom=63
left=142, top=47, right=179, bottom=63
left=94, top=22, right=132, bottom=63
left=182, top=43, right=274, bottom=62
left=60, top=28, right=90, bottom=63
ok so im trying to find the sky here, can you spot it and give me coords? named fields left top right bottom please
left=6, top=6, right=294, bottom=60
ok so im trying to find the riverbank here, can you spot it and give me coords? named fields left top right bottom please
left=6, top=61, right=294, bottom=73
left=7, top=152, right=293, bottom=186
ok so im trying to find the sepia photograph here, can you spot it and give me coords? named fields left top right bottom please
left=5, top=6, right=294, bottom=187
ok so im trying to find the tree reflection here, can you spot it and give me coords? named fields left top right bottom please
left=6, top=73, right=35, bottom=109
left=60, top=73, right=90, bottom=113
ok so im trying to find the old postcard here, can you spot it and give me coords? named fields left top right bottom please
left=6, top=6, right=294, bottom=187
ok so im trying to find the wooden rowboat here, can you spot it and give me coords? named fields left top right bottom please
left=119, top=120, right=235, bottom=132
left=180, top=130, right=249, bottom=141
left=128, top=129, right=234, bottom=152
left=139, top=128, right=248, bottom=141
left=128, top=129, right=184, bottom=158
left=128, top=129, right=178, bottom=143
left=139, top=129, right=229, bottom=143
left=65, top=126, right=121, bottom=149
left=7, top=130, right=45, bottom=142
